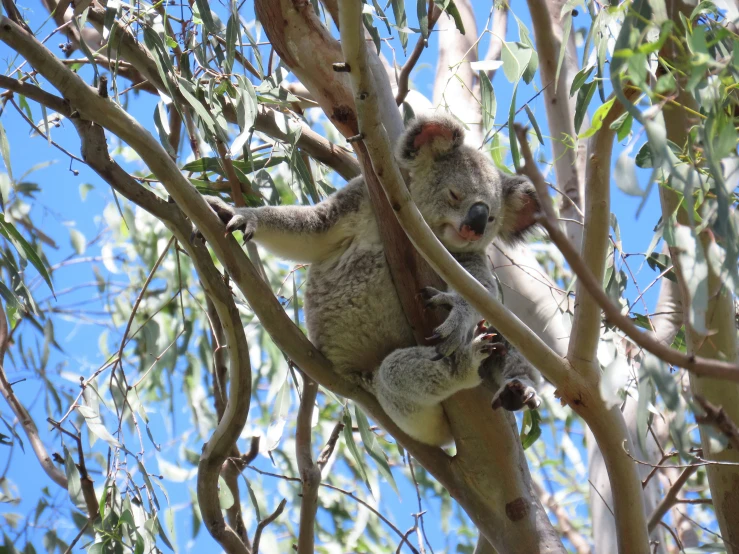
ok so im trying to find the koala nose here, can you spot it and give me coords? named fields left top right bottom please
left=459, top=203, right=489, bottom=241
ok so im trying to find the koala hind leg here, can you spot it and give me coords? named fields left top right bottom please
left=372, top=333, right=501, bottom=447
left=491, top=348, right=542, bottom=412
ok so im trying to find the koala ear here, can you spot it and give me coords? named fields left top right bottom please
left=498, top=174, right=541, bottom=244
left=396, top=115, right=465, bottom=169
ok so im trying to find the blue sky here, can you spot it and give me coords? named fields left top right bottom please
left=0, top=1, right=671, bottom=552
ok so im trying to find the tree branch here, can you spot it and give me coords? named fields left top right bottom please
left=538, top=215, right=739, bottom=381
left=0, top=302, right=68, bottom=489
left=338, top=4, right=569, bottom=552
left=67, top=117, right=252, bottom=554
left=295, top=373, right=321, bottom=554
left=647, top=465, right=698, bottom=533
left=395, top=1, right=441, bottom=106
left=252, top=498, right=287, bottom=554
left=525, top=0, right=584, bottom=245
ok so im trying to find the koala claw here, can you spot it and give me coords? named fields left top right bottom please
left=491, top=378, right=541, bottom=412
left=419, top=286, right=454, bottom=310
left=204, top=196, right=258, bottom=241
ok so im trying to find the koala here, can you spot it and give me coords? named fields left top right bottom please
left=205, top=115, right=541, bottom=447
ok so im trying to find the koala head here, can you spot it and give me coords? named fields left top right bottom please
left=396, top=115, right=540, bottom=253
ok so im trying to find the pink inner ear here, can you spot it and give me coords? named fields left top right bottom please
left=413, top=123, right=454, bottom=149
left=513, top=194, right=538, bottom=233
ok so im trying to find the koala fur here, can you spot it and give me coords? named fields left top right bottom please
left=205, top=114, right=541, bottom=447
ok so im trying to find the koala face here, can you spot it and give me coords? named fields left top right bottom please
left=396, top=115, right=540, bottom=253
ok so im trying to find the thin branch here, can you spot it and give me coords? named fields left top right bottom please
left=0, top=301, right=68, bottom=489
left=483, top=2, right=508, bottom=79
left=245, top=465, right=420, bottom=554
left=116, top=236, right=175, bottom=372
left=694, top=395, right=739, bottom=452
left=539, top=214, right=739, bottom=381
left=395, top=1, right=441, bottom=105
left=216, top=139, right=257, bottom=204
left=647, top=465, right=698, bottom=533
left=47, top=418, right=99, bottom=519
left=316, top=420, right=343, bottom=471
left=252, top=498, right=287, bottom=554
left=533, top=481, right=591, bottom=554
left=295, top=373, right=321, bottom=554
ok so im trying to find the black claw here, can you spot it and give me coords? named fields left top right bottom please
left=425, top=332, right=441, bottom=343
left=430, top=353, right=444, bottom=362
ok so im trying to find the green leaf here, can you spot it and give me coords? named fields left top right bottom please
left=501, top=42, right=532, bottom=84
left=63, top=447, right=85, bottom=509
left=362, top=13, right=381, bottom=55
left=433, top=0, right=464, bottom=35
left=417, top=0, right=428, bottom=38
left=0, top=213, right=54, bottom=294
left=570, top=65, right=595, bottom=97
left=391, top=0, right=409, bottom=52
left=194, top=0, right=219, bottom=34
left=354, top=405, right=399, bottom=496
left=342, top=407, right=373, bottom=495
left=524, top=105, right=544, bottom=145
left=77, top=405, right=121, bottom=448
left=509, top=85, right=520, bottom=170
left=574, top=81, right=596, bottom=134
left=520, top=409, right=542, bottom=449
left=69, top=228, right=86, bottom=255
left=479, top=71, right=496, bottom=132
left=646, top=252, right=677, bottom=282
left=217, top=476, right=234, bottom=509
left=225, top=14, right=237, bottom=72
left=579, top=97, right=615, bottom=139
left=614, top=150, right=644, bottom=197
left=0, top=121, right=13, bottom=184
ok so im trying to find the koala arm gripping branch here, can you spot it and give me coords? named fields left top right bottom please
left=422, top=253, right=497, bottom=358
left=204, top=178, right=367, bottom=263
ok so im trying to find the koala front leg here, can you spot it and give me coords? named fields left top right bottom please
left=202, top=178, right=366, bottom=263
left=487, top=341, right=542, bottom=412
left=422, top=252, right=496, bottom=358
left=372, top=332, right=504, bottom=446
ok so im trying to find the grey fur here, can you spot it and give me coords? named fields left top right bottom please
left=205, top=114, right=541, bottom=446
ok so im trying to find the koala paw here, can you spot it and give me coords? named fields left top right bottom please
left=469, top=333, right=508, bottom=366
left=203, top=196, right=258, bottom=240
left=421, top=288, right=473, bottom=358
left=491, top=378, right=541, bottom=412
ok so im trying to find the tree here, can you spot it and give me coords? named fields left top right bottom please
left=0, top=0, right=737, bottom=552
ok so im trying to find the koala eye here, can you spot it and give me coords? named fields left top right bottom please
left=448, top=189, right=460, bottom=201
left=488, top=216, right=495, bottom=223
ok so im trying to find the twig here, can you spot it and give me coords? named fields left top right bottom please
left=396, top=526, right=419, bottom=554
left=395, top=1, right=441, bottom=105
left=533, top=480, right=591, bottom=554
left=642, top=451, right=679, bottom=488
left=539, top=213, right=739, bottom=381
left=407, top=455, right=431, bottom=554
left=0, top=301, right=68, bottom=489
left=61, top=520, right=91, bottom=554
left=216, top=139, right=256, bottom=205
left=316, top=420, right=344, bottom=471
left=694, top=394, right=739, bottom=452
left=9, top=97, right=84, bottom=164
left=116, top=236, right=175, bottom=374
left=295, top=373, right=321, bottom=554
left=245, top=464, right=420, bottom=554
left=47, top=417, right=99, bottom=519
left=647, top=465, right=698, bottom=533
left=252, top=498, right=287, bottom=554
